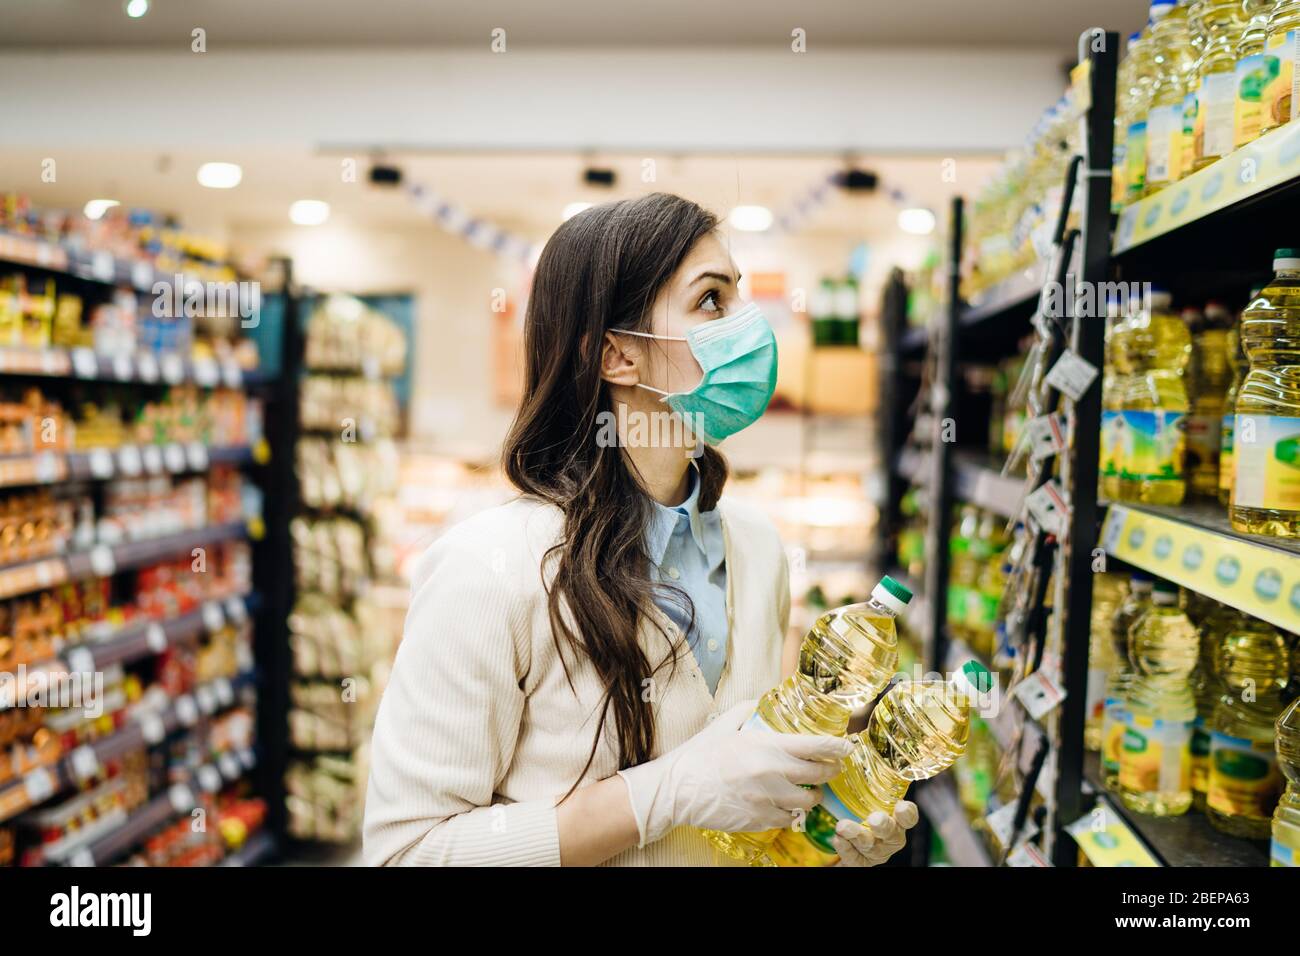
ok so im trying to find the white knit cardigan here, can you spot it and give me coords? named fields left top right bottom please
left=362, top=494, right=789, bottom=866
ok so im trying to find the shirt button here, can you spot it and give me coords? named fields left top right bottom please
left=666, top=566, right=680, bottom=580
left=706, top=639, right=720, bottom=652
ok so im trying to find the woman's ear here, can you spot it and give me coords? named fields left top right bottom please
left=600, top=330, right=642, bottom=387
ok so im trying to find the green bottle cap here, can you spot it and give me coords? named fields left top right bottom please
left=880, top=575, right=913, bottom=604
left=1275, top=248, right=1300, bottom=259
left=958, top=660, right=994, bottom=695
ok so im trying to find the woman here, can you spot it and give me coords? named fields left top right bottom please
left=363, top=192, right=916, bottom=866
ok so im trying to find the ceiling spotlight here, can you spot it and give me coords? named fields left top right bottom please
left=728, top=205, right=774, bottom=233
left=369, top=164, right=403, bottom=187
left=898, top=207, right=937, bottom=235
left=289, top=200, right=331, bottom=226
left=583, top=168, right=616, bottom=187
left=124, top=0, right=149, bottom=18
left=197, top=162, right=243, bottom=189
left=562, top=202, right=594, bottom=221
left=838, top=169, right=879, bottom=192
left=83, top=199, right=120, bottom=221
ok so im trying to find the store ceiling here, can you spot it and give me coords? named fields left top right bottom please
left=0, top=149, right=1001, bottom=239
left=7, top=0, right=1148, bottom=50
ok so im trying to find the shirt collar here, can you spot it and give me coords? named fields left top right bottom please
left=645, top=466, right=708, bottom=566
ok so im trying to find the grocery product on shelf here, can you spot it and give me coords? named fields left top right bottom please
left=304, top=295, right=407, bottom=375
left=1261, top=0, right=1300, bottom=136
left=1186, top=301, right=1233, bottom=496
left=767, top=660, right=991, bottom=867
left=1086, top=573, right=1128, bottom=752
left=1207, top=616, right=1289, bottom=837
left=1235, top=0, right=1280, bottom=148
left=1101, top=296, right=1128, bottom=499
left=966, top=517, right=1009, bottom=660
left=1119, top=580, right=1199, bottom=816
left=1103, top=572, right=1154, bottom=790
left=1145, top=1, right=1197, bottom=194
left=1275, top=697, right=1300, bottom=865
left=1189, top=0, right=1247, bottom=172
left=1219, top=311, right=1249, bottom=506
left=1232, top=250, right=1300, bottom=535
left=1191, top=602, right=1240, bottom=808
left=701, top=575, right=908, bottom=865
left=1119, top=289, right=1190, bottom=505
left=946, top=505, right=980, bottom=643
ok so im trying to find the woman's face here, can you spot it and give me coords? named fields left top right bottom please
left=639, top=231, right=742, bottom=394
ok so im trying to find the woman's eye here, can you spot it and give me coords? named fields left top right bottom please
left=700, top=291, right=723, bottom=313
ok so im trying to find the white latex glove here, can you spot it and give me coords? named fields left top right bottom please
left=618, top=699, right=854, bottom=847
left=832, top=800, right=919, bottom=866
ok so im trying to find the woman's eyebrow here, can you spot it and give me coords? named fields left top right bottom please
left=689, top=269, right=741, bottom=286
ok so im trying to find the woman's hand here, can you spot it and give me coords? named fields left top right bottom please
left=618, top=700, right=853, bottom=846
left=831, top=801, right=920, bottom=866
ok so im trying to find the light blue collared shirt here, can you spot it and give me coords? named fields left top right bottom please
left=645, top=469, right=729, bottom=694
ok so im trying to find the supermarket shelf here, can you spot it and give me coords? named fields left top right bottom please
left=66, top=591, right=258, bottom=672
left=897, top=449, right=1025, bottom=519
left=959, top=264, right=1044, bottom=326
left=0, top=345, right=265, bottom=388
left=1082, top=753, right=1270, bottom=868
left=914, top=775, right=993, bottom=867
left=0, top=671, right=256, bottom=827
left=0, top=443, right=252, bottom=491
left=0, top=520, right=249, bottom=602
left=1099, top=500, right=1300, bottom=637
left=221, top=830, right=277, bottom=867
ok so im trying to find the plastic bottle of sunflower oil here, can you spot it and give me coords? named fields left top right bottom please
left=1126, top=9, right=1168, bottom=202
left=1102, top=295, right=1132, bottom=500
left=1273, top=697, right=1300, bottom=865
left=1219, top=298, right=1250, bottom=505
left=1114, top=32, right=1143, bottom=211
left=1260, top=0, right=1300, bottom=136
left=947, top=505, right=981, bottom=643
left=1146, top=1, right=1197, bottom=194
left=1119, top=580, right=1200, bottom=815
left=1190, top=602, right=1241, bottom=808
left=1233, top=0, right=1280, bottom=149
left=700, top=576, right=908, bottom=865
left=1186, top=301, right=1235, bottom=496
left=1087, top=573, right=1129, bottom=752
left=1189, top=0, right=1248, bottom=170
left=1207, top=616, right=1290, bottom=837
left=766, top=660, right=993, bottom=867
left=1103, top=572, right=1155, bottom=790
left=1121, top=289, right=1192, bottom=504
left=1231, top=251, right=1300, bottom=535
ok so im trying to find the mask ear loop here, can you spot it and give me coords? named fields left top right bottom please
left=609, top=328, right=689, bottom=400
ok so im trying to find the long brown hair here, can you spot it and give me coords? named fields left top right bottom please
left=503, top=192, right=729, bottom=790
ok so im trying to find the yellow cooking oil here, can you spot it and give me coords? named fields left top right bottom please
left=965, top=516, right=1008, bottom=660
left=1103, top=573, right=1154, bottom=790
left=1191, top=602, right=1240, bottom=808
left=1273, top=697, right=1300, bottom=866
left=1207, top=616, right=1289, bottom=838
left=1114, top=32, right=1143, bottom=210
left=1146, top=1, right=1197, bottom=193
left=1219, top=314, right=1249, bottom=506
left=767, top=660, right=992, bottom=866
left=1119, top=581, right=1200, bottom=815
left=1260, top=0, right=1300, bottom=135
left=1086, top=573, right=1129, bottom=752
left=1187, top=302, right=1234, bottom=496
left=701, top=576, right=908, bottom=864
left=1102, top=297, right=1132, bottom=500
left=1120, top=290, right=1191, bottom=504
left=947, top=506, right=980, bottom=643
left=1126, top=16, right=1163, bottom=203
left=1189, top=0, right=1248, bottom=170
left=1234, top=0, right=1280, bottom=148
left=1231, top=251, right=1300, bottom=534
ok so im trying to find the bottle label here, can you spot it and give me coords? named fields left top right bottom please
left=1235, top=50, right=1279, bottom=147
left=1207, top=730, right=1282, bottom=818
left=1101, top=697, right=1130, bottom=774
left=1196, top=72, right=1237, bottom=161
left=947, top=584, right=969, bottom=624
left=1263, top=30, right=1300, bottom=129
left=1232, top=414, right=1300, bottom=509
left=1126, top=121, right=1148, bottom=196
left=1219, top=411, right=1235, bottom=493
left=1146, top=104, right=1182, bottom=184
left=1101, top=410, right=1125, bottom=478
left=1120, top=410, right=1185, bottom=482
left=1191, top=715, right=1212, bottom=794
left=967, top=591, right=999, bottom=629
left=1274, top=836, right=1297, bottom=867
left=1184, top=413, right=1221, bottom=475
left=799, top=801, right=845, bottom=854
left=1182, top=89, right=1199, bottom=174
left=1085, top=668, right=1108, bottom=727
left=1120, top=715, right=1193, bottom=794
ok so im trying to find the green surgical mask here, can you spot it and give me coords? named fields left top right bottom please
left=614, top=303, right=778, bottom=445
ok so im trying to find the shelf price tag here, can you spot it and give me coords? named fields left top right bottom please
left=202, top=601, right=226, bottom=633
left=1024, top=480, right=1069, bottom=537
left=141, top=444, right=164, bottom=474
left=197, top=765, right=222, bottom=793
left=1065, top=803, right=1158, bottom=867
left=131, top=261, right=153, bottom=290
left=112, top=353, right=134, bottom=382
left=168, top=783, right=196, bottom=813
left=33, top=451, right=61, bottom=484
left=220, top=359, right=242, bottom=388
left=164, top=443, right=187, bottom=473
left=239, top=748, right=256, bottom=770
left=69, top=745, right=100, bottom=783
left=175, top=694, right=199, bottom=727
left=192, top=357, right=219, bottom=387
left=135, top=351, right=160, bottom=383
left=145, top=622, right=168, bottom=654
left=186, top=442, right=209, bottom=471
left=160, top=352, right=185, bottom=385
left=88, top=448, right=114, bottom=479
left=195, top=685, right=217, bottom=715
left=64, top=646, right=95, bottom=676
left=214, top=677, right=235, bottom=706
left=69, top=848, right=95, bottom=868
left=225, top=596, right=247, bottom=624
left=71, top=348, right=98, bottom=379
left=89, top=545, right=116, bottom=578
left=1025, top=413, right=1067, bottom=461
left=218, top=753, right=241, bottom=780
left=138, top=710, right=166, bottom=745
left=1045, top=349, right=1099, bottom=401
left=23, top=767, right=55, bottom=805
left=1011, top=669, right=1067, bottom=720
left=117, top=445, right=143, bottom=477
left=1006, top=843, right=1051, bottom=867
left=91, top=251, right=114, bottom=283
left=985, top=800, right=1041, bottom=850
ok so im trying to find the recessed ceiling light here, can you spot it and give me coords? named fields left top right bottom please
left=197, top=162, right=242, bottom=189
left=562, top=202, right=593, bottom=221
left=289, top=200, right=331, bottom=226
left=898, top=207, right=937, bottom=236
left=728, top=205, right=774, bottom=233
left=124, top=0, right=149, bottom=18
left=83, top=199, right=120, bottom=221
